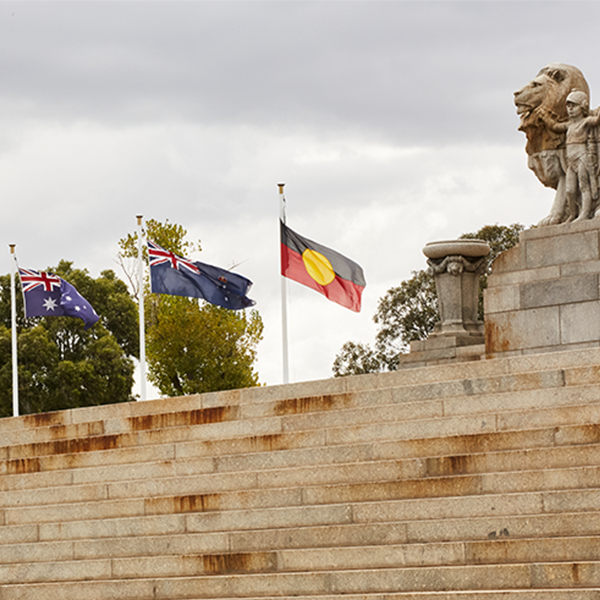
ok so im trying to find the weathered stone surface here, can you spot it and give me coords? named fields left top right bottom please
left=560, top=300, right=600, bottom=344
left=521, top=274, right=599, bottom=308
left=525, top=230, right=600, bottom=268
left=485, top=220, right=600, bottom=357
left=1, top=347, right=600, bottom=598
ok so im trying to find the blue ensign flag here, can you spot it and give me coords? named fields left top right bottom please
left=19, top=268, right=100, bottom=330
left=148, top=240, right=256, bottom=310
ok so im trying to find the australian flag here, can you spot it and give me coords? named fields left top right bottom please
left=148, top=240, right=255, bottom=310
left=19, top=268, right=100, bottom=330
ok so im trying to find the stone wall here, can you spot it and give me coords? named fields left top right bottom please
left=485, top=219, right=600, bottom=357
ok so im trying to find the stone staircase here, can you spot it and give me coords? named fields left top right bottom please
left=1, top=348, right=600, bottom=599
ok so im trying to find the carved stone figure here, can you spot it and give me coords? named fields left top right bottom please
left=537, top=90, right=600, bottom=222
left=514, top=63, right=594, bottom=225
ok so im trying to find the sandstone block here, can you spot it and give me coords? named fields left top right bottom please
left=73, top=531, right=229, bottom=560
left=525, top=230, right=600, bottom=268
left=0, top=558, right=111, bottom=585
left=407, top=511, right=600, bottom=543
left=486, top=306, right=560, bottom=353
left=498, top=399, right=600, bottom=432
left=352, top=492, right=543, bottom=524
left=521, top=274, right=599, bottom=308
left=0, top=540, right=73, bottom=565
left=186, top=504, right=352, bottom=534
left=39, top=513, right=186, bottom=542
left=484, top=284, right=521, bottom=313
left=466, top=535, right=600, bottom=564
left=561, top=300, right=600, bottom=344
left=229, top=522, right=408, bottom=552
left=486, top=265, right=560, bottom=288
left=6, top=497, right=145, bottom=526
left=214, top=442, right=373, bottom=474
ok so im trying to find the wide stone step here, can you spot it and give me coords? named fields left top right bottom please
left=326, top=397, right=600, bottom=447
left=0, top=345, right=597, bottom=429
left=3, top=436, right=598, bottom=497
left=1, top=561, right=600, bottom=598
left=81, top=536, right=600, bottom=575
left=2, top=587, right=598, bottom=600
left=3, top=414, right=595, bottom=493
left=2, top=346, right=600, bottom=441
left=182, top=595, right=600, bottom=600
left=2, top=438, right=599, bottom=519
left=1, top=586, right=599, bottom=600
left=3, top=454, right=600, bottom=525
left=4, top=380, right=600, bottom=477
left=59, top=594, right=600, bottom=600
left=1, top=484, right=595, bottom=545
left=0, top=491, right=555, bottom=548
left=2, top=356, right=598, bottom=450
left=3, top=535, right=600, bottom=575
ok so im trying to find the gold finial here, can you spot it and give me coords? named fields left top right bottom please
left=277, top=183, right=285, bottom=194
left=136, top=215, right=143, bottom=226
left=9, top=244, right=15, bottom=254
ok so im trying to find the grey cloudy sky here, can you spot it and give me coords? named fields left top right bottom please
left=1, top=1, right=598, bottom=394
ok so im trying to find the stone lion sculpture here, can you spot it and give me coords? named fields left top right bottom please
left=514, top=63, right=598, bottom=225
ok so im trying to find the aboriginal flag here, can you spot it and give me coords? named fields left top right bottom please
left=280, top=220, right=366, bottom=312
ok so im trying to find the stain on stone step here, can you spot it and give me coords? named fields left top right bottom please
left=425, top=454, right=473, bottom=477
left=274, top=393, right=351, bottom=415
left=23, top=412, right=68, bottom=428
left=128, top=406, right=237, bottom=431
left=19, top=433, right=127, bottom=458
left=247, top=433, right=287, bottom=451
left=146, top=493, right=221, bottom=514
left=201, top=552, right=277, bottom=574
left=5, top=457, right=42, bottom=474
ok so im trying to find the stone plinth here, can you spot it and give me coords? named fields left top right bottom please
left=394, top=240, right=490, bottom=370
left=424, top=239, right=490, bottom=339
left=485, top=219, right=600, bottom=357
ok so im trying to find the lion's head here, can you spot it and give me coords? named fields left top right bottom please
left=514, top=63, right=589, bottom=156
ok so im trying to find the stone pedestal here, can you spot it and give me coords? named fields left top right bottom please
left=485, top=219, right=600, bottom=357
left=396, top=239, right=490, bottom=369
left=423, top=239, right=490, bottom=341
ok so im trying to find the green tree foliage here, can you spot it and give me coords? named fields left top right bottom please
left=331, top=341, right=382, bottom=378
left=119, top=219, right=263, bottom=396
left=333, top=223, right=524, bottom=377
left=0, top=261, right=138, bottom=417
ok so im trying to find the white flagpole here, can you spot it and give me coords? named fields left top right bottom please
left=278, top=183, right=290, bottom=384
left=9, top=244, right=18, bottom=417
left=137, top=215, right=147, bottom=401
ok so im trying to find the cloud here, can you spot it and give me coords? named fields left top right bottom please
left=0, top=1, right=596, bottom=391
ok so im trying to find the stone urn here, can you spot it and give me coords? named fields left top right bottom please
left=423, top=239, right=490, bottom=338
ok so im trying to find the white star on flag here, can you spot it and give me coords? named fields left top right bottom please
left=43, top=297, right=58, bottom=312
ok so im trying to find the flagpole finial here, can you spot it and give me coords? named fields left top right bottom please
left=136, top=215, right=143, bottom=226
left=277, top=183, right=285, bottom=194
left=9, top=244, right=15, bottom=254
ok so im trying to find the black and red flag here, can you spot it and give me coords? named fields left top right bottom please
left=280, top=220, right=366, bottom=312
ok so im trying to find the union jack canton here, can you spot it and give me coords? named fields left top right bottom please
left=148, top=240, right=200, bottom=274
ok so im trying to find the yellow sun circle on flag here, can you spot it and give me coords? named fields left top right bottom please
left=302, top=249, right=335, bottom=285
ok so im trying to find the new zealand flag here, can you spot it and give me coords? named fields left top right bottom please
left=148, top=240, right=255, bottom=310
